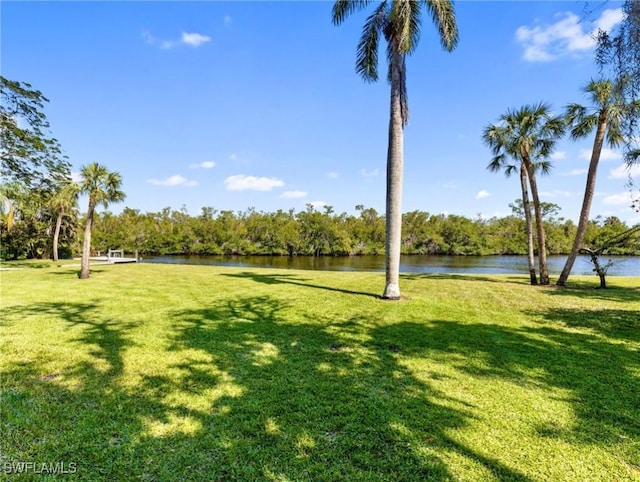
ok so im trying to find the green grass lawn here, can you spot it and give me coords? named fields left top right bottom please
left=1, top=262, right=639, bottom=481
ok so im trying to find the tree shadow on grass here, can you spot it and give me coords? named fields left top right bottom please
left=4, top=295, right=638, bottom=480
left=401, top=273, right=524, bottom=285
left=542, top=283, right=640, bottom=303
left=146, top=295, right=532, bottom=481
left=2, top=301, right=135, bottom=378
left=222, top=271, right=380, bottom=299
left=526, top=305, right=640, bottom=346
left=1, top=301, right=146, bottom=478
left=371, top=319, right=640, bottom=468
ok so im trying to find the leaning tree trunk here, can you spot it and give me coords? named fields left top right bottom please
left=525, top=160, right=549, bottom=284
left=79, top=203, right=95, bottom=279
left=382, top=47, right=405, bottom=300
left=520, top=165, right=537, bottom=285
left=557, top=112, right=608, bottom=286
left=52, top=209, right=63, bottom=262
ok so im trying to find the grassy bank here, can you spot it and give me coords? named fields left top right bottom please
left=1, top=263, right=639, bottom=481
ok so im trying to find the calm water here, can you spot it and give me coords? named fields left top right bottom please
left=141, top=254, right=640, bottom=277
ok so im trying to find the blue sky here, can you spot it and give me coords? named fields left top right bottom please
left=3, top=1, right=638, bottom=224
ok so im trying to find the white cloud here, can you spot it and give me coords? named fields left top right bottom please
left=596, top=8, right=626, bottom=32
left=224, top=174, right=284, bottom=191
left=224, top=15, right=232, bottom=25
left=579, top=147, right=621, bottom=162
left=603, top=191, right=633, bottom=206
left=147, top=175, right=197, bottom=187
left=229, top=153, right=238, bottom=161
left=609, top=163, right=640, bottom=179
left=361, top=168, right=380, bottom=178
left=562, top=168, right=587, bottom=176
left=327, top=171, right=339, bottom=179
left=279, top=190, right=308, bottom=199
left=442, top=181, right=457, bottom=189
left=540, top=189, right=571, bottom=198
left=475, top=190, right=490, bottom=200
left=309, top=201, right=327, bottom=208
left=181, top=32, right=211, bottom=47
left=516, top=8, right=623, bottom=62
left=143, top=30, right=211, bottom=49
left=550, top=151, right=566, bottom=160
left=71, top=171, right=82, bottom=183
left=190, top=161, right=216, bottom=169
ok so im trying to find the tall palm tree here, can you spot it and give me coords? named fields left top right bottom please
left=483, top=104, right=565, bottom=285
left=48, top=180, right=79, bottom=262
left=78, top=163, right=125, bottom=279
left=484, top=147, right=541, bottom=285
left=332, top=0, right=458, bottom=299
left=556, top=79, right=639, bottom=286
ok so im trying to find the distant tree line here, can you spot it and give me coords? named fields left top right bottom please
left=4, top=197, right=639, bottom=261
left=60, top=203, right=635, bottom=259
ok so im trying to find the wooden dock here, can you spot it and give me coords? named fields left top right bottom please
left=89, top=256, right=138, bottom=264
left=89, top=249, right=139, bottom=264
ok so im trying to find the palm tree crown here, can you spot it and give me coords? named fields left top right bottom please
left=333, top=0, right=458, bottom=125
left=80, top=163, right=126, bottom=209
left=484, top=103, right=565, bottom=163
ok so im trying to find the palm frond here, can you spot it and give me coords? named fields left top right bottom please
left=398, top=54, right=409, bottom=124
left=487, top=154, right=517, bottom=178
left=390, top=0, right=421, bottom=54
left=606, top=126, right=624, bottom=147
left=625, top=148, right=640, bottom=165
left=332, top=0, right=373, bottom=25
left=535, top=160, right=553, bottom=176
left=565, top=103, right=588, bottom=126
left=356, top=1, right=387, bottom=81
left=584, top=78, right=613, bottom=107
left=422, top=0, right=459, bottom=51
left=570, top=113, right=598, bottom=140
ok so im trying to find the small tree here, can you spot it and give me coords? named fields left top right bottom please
left=580, top=224, right=640, bottom=289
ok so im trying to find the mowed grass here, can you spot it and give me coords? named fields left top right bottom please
left=1, top=262, right=639, bottom=481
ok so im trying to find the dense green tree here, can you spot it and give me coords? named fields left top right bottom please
left=0, top=182, right=51, bottom=259
left=557, top=79, right=638, bottom=286
left=483, top=104, right=566, bottom=285
left=78, top=163, right=125, bottom=279
left=332, top=0, right=458, bottom=299
left=1, top=76, right=69, bottom=189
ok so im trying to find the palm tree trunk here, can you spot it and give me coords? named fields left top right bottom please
left=520, top=165, right=537, bottom=285
left=525, top=161, right=549, bottom=284
left=80, top=203, right=95, bottom=279
left=52, top=208, right=63, bottom=262
left=382, top=46, right=404, bottom=300
left=557, top=113, right=608, bottom=286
